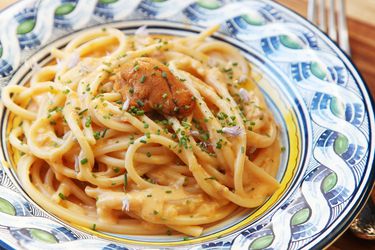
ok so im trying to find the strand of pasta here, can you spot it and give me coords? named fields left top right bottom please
left=2, top=27, right=282, bottom=237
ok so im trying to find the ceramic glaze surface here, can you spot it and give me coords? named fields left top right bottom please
left=0, top=1, right=374, bottom=250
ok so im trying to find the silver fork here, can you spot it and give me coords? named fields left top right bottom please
left=307, top=0, right=350, bottom=55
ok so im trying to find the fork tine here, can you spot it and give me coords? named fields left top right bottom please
left=337, top=0, right=351, bottom=55
left=308, top=0, right=316, bottom=23
left=328, top=0, right=337, bottom=41
left=318, top=0, right=326, bottom=31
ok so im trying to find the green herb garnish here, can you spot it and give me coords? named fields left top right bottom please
left=80, top=158, right=88, bottom=164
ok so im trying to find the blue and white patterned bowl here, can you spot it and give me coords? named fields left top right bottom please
left=0, top=1, right=374, bottom=250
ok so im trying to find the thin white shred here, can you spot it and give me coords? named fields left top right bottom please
left=47, top=92, right=54, bottom=101
left=31, top=61, right=42, bottom=73
left=74, top=156, right=80, bottom=173
left=198, top=141, right=211, bottom=149
left=135, top=25, right=148, bottom=37
left=208, top=57, right=217, bottom=67
left=62, top=131, right=72, bottom=140
left=56, top=59, right=63, bottom=72
left=67, top=52, right=80, bottom=69
left=173, top=177, right=185, bottom=188
left=239, top=88, right=250, bottom=102
left=189, top=130, right=200, bottom=136
left=122, top=197, right=130, bottom=212
left=222, top=126, right=243, bottom=137
left=238, top=75, right=247, bottom=83
left=248, top=147, right=256, bottom=154
left=79, top=64, right=91, bottom=75
left=122, top=98, right=130, bottom=111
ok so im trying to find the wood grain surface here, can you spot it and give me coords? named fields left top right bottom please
left=0, top=1, right=374, bottom=250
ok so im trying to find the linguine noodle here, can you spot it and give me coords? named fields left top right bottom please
left=2, top=26, right=281, bottom=237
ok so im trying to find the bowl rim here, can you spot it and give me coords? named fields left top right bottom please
left=269, top=1, right=375, bottom=249
left=0, top=0, right=374, bottom=249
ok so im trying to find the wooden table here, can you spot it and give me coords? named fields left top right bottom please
left=0, top=0, right=374, bottom=249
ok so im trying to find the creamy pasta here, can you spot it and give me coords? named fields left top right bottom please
left=2, top=25, right=281, bottom=237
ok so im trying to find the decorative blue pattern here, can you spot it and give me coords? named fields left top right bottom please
left=0, top=0, right=374, bottom=249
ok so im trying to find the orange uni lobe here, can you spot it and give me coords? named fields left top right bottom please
left=114, top=57, right=195, bottom=116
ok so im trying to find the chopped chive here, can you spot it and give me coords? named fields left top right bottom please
left=58, top=193, right=66, bottom=200
left=216, top=140, right=222, bottom=149
left=85, top=116, right=92, bottom=128
left=165, top=190, right=172, bottom=194
left=94, top=131, right=101, bottom=140
left=124, top=173, right=128, bottom=192
left=140, top=75, right=146, bottom=83
left=101, top=128, right=108, bottom=138
left=201, top=133, right=209, bottom=141
left=153, top=210, right=158, bottom=215
left=78, top=108, right=88, bottom=116
left=102, top=68, right=113, bottom=74
left=92, top=224, right=96, bottom=231
left=161, top=71, right=167, bottom=78
left=49, top=106, right=63, bottom=113
left=113, top=167, right=120, bottom=173
left=204, top=176, right=216, bottom=181
left=136, top=99, right=144, bottom=107
left=80, top=158, right=88, bottom=164
left=102, top=62, right=111, bottom=67
left=146, top=152, right=152, bottom=158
